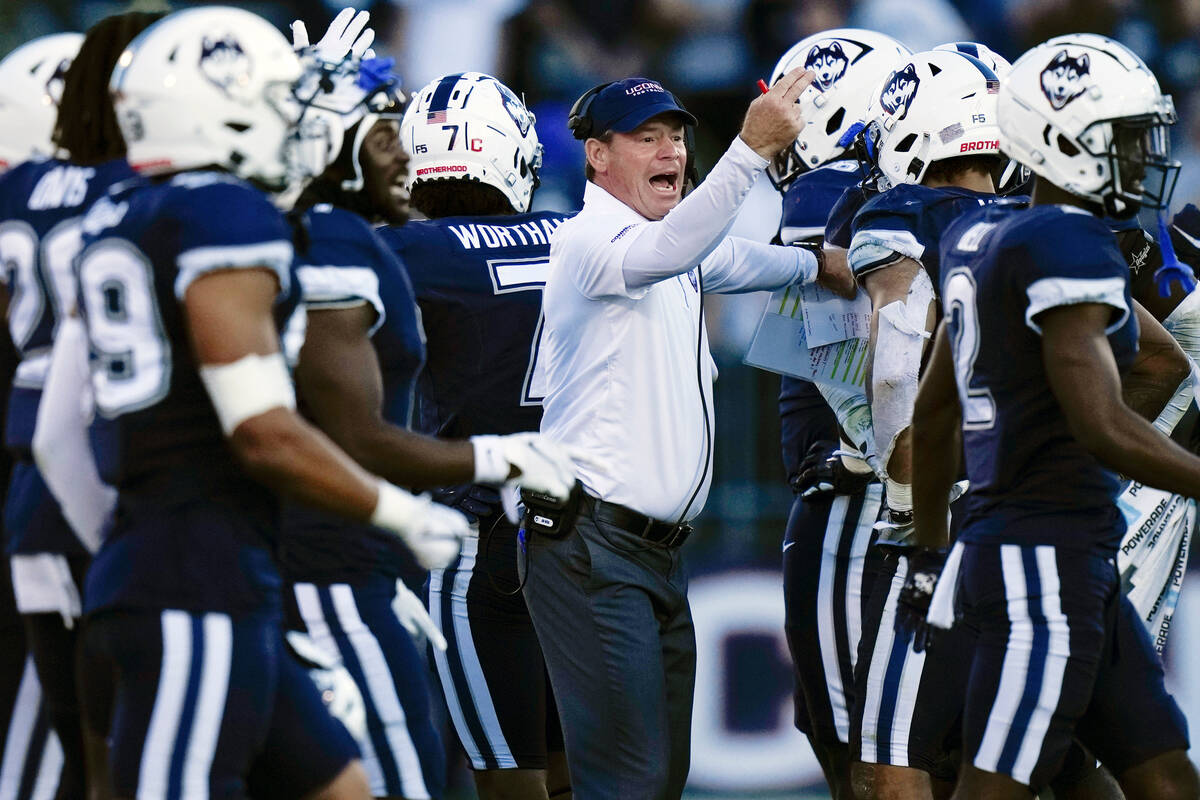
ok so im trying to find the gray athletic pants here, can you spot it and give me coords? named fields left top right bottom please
left=520, top=510, right=696, bottom=800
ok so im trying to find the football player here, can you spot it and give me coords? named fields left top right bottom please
left=374, top=71, right=572, bottom=800
left=276, top=55, right=577, bottom=800
left=912, top=32, right=1199, bottom=800
left=846, top=46, right=1162, bottom=800
left=763, top=28, right=910, bottom=800
left=0, top=19, right=162, bottom=799
left=57, top=8, right=473, bottom=798
left=844, top=49, right=1017, bottom=800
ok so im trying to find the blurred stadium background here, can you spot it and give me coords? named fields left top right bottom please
left=5, top=0, right=1200, bottom=797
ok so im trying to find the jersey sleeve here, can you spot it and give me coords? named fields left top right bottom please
left=779, top=167, right=859, bottom=245
left=825, top=184, right=872, bottom=249
left=847, top=187, right=925, bottom=278
left=1016, top=209, right=1131, bottom=335
left=295, top=208, right=387, bottom=336
left=171, top=176, right=294, bottom=301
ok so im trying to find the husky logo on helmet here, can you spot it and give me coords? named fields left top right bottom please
left=880, top=63, right=920, bottom=120
left=804, top=41, right=849, bottom=92
left=495, top=81, right=532, bottom=137
left=1040, top=50, right=1090, bottom=110
left=199, top=34, right=252, bottom=95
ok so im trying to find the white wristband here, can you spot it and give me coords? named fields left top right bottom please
left=884, top=477, right=913, bottom=513
left=470, top=435, right=510, bottom=484
left=198, top=352, right=296, bottom=435
left=370, top=480, right=419, bottom=531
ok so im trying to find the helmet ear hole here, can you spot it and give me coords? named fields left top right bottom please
left=894, top=132, right=918, bottom=153
left=825, top=107, right=845, bottom=135
left=1056, top=134, right=1079, bottom=157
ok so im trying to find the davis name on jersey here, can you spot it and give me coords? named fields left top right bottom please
left=0, top=157, right=134, bottom=558
left=0, top=158, right=135, bottom=453
left=378, top=210, right=571, bottom=441
left=940, top=202, right=1137, bottom=552
left=848, top=182, right=1016, bottom=285
left=76, top=170, right=300, bottom=615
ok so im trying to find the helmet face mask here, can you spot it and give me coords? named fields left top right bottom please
left=766, top=28, right=912, bottom=190
left=999, top=34, right=1180, bottom=216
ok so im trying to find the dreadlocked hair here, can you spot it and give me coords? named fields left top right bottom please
left=53, top=11, right=164, bottom=165
left=411, top=179, right=516, bottom=219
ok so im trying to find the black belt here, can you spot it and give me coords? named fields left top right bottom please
left=582, top=495, right=693, bottom=548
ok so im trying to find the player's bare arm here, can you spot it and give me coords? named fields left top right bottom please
left=1123, top=299, right=1190, bottom=421
left=184, top=266, right=381, bottom=519
left=295, top=303, right=476, bottom=490
left=1041, top=301, right=1200, bottom=497
left=910, top=321, right=960, bottom=549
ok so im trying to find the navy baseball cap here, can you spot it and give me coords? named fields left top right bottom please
left=571, top=78, right=697, bottom=139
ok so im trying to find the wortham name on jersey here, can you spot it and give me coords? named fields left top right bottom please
left=445, top=216, right=566, bottom=250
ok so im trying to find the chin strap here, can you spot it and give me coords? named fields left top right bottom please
left=1155, top=211, right=1197, bottom=298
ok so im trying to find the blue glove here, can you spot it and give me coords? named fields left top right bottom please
left=1154, top=212, right=1197, bottom=298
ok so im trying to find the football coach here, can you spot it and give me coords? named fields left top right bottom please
left=521, top=69, right=854, bottom=799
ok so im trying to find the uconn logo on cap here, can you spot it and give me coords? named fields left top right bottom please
left=199, top=34, right=252, bottom=94
left=625, top=81, right=666, bottom=96
left=1040, top=50, right=1090, bottom=110
left=880, top=64, right=920, bottom=120
left=805, top=41, right=849, bottom=92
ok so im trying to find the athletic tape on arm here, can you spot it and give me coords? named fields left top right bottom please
left=199, top=352, right=297, bottom=435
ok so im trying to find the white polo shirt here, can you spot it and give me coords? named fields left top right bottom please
left=540, top=137, right=818, bottom=522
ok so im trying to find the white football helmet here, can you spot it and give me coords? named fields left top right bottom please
left=111, top=6, right=337, bottom=188
left=860, top=49, right=1003, bottom=190
left=767, top=28, right=911, bottom=189
left=1000, top=34, right=1179, bottom=215
left=0, top=33, right=83, bottom=171
left=401, top=72, right=543, bottom=213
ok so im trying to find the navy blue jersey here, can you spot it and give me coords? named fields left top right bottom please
left=377, top=210, right=570, bottom=439
left=279, top=205, right=427, bottom=584
left=848, top=183, right=1011, bottom=285
left=776, top=163, right=858, bottom=477
left=940, top=203, right=1138, bottom=552
left=76, top=171, right=302, bottom=615
left=825, top=183, right=876, bottom=250
left=0, top=158, right=135, bottom=455
left=0, top=157, right=134, bottom=557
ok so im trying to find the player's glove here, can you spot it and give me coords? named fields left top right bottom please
left=371, top=482, right=470, bottom=570
left=291, top=7, right=375, bottom=62
left=876, top=543, right=947, bottom=653
left=392, top=580, right=448, bottom=651
left=285, top=630, right=368, bottom=741
left=471, top=433, right=577, bottom=503
left=791, top=439, right=875, bottom=498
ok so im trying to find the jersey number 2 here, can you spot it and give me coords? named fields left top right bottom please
left=943, top=268, right=996, bottom=429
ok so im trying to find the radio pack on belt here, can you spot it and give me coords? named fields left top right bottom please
left=520, top=481, right=584, bottom=539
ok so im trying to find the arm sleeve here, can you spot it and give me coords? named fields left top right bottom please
left=32, top=316, right=114, bottom=554
left=700, top=237, right=816, bottom=294
left=569, top=137, right=768, bottom=299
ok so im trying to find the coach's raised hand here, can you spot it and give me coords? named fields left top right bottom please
left=740, top=68, right=815, bottom=160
